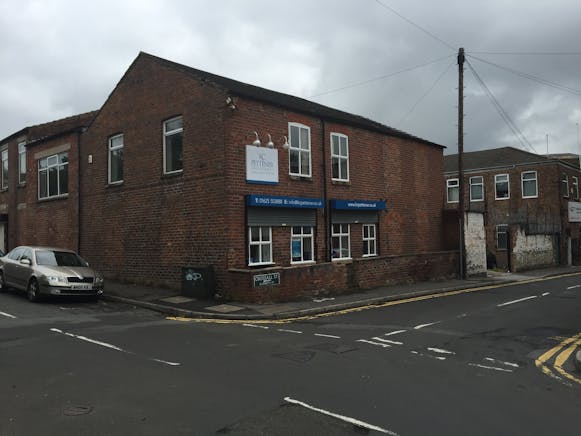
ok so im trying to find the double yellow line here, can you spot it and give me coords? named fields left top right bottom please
left=535, top=331, right=581, bottom=385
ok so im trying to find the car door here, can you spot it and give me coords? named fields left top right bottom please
left=14, top=248, right=34, bottom=290
left=3, top=247, right=24, bottom=288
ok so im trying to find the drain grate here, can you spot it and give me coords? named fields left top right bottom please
left=63, top=405, right=93, bottom=416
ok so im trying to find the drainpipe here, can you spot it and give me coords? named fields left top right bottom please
left=321, top=119, right=329, bottom=261
left=77, top=128, right=85, bottom=254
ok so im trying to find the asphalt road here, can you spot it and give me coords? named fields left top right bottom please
left=1, top=273, right=580, bottom=436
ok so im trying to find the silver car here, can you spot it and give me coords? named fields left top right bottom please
left=0, top=246, right=104, bottom=302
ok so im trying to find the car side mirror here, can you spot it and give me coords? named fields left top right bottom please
left=20, top=258, right=31, bottom=266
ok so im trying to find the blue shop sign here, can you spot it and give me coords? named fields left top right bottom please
left=330, top=199, right=387, bottom=211
left=247, top=195, right=324, bottom=209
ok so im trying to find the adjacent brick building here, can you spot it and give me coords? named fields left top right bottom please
left=444, top=147, right=581, bottom=271
left=2, top=52, right=458, bottom=302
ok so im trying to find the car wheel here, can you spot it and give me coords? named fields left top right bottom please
left=0, top=272, right=5, bottom=293
left=27, top=278, right=41, bottom=302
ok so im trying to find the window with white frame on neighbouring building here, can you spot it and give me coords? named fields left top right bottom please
left=521, top=171, right=538, bottom=198
left=291, top=226, right=314, bottom=263
left=562, top=173, right=569, bottom=197
left=163, top=116, right=183, bottom=174
left=1, top=148, right=7, bottom=190
left=496, top=224, right=509, bottom=250
left=331, top=224, right=350, bottom=259
left=248, top=226, right=272, bottom=266
left=18, top=142, right=26, bottom=184
left=495, top=174, right=509, bottom=199
left=573, top=176, right=579, bottom=200
left=38, top=152, right=68, bottom=199
left=470, top=176, right=484, bottom=201
left=288, top=123, right=311, bottom=177
left=331, top=133, right=349, bottom=181
left=446, top=178, right=459, bottom=203
left=363, top=224, right=377, bottom=257
left=108, top=134, right=124, bottom=184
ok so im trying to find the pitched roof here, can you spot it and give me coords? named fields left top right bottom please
left=443, top=146, right=559, bottom=173
left=1, top=111, right=98, bottom=145
left=139, top=52, right=444, bottom=149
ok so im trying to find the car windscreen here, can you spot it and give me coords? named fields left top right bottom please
left=35, top=250, right=86, bottom=267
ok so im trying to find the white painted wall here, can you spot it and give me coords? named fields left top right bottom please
left=464, top=212, right=486, bottom=276
left=512, top=227, right=555, bottom=271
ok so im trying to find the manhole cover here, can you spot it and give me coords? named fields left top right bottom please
left=63, top=405, right=93, bottom=416
left=273, top=351, right=316, bottom=363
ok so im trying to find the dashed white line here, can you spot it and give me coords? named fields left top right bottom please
left=497, top=295, right=537, bottom=307
left=427, top=347, right=455, bottom=355
left=277, top=329, right=302, bottom=334
left=373, top=337, right=403, bottom=345
left=469, top=363, right=513, bottom=373
left=0, top=311, right=16, bottom=319
left=541, top=292, right=550, bottom=297
left=243, top=323, right=270, bottom=329
left=314, top=333, right=341, bottom=339
left=384, top=330, right=407, bottom=336
left=567, top=284, right=581, bottom=290
left=357, top=339, right=391, bottom=348
left=50, top=328, right=124, bottom=351
left=151, top=358, right=181, bottom=366
left=414, top=321, right=440, bottom=329
left=484, top=357, right=519, bottom=368
left=284, top=397, right=399, bottom=435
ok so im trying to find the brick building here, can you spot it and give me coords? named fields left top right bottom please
left=0, top=112, right=97, bottom=254
left=2, top=52, right=458, bottom=302
left=444, top=147, right=581, bottom=271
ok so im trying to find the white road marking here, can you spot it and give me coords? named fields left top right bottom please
left=284, top=397, right=399, bottom=435
left=312, top=297, right=335, bottom=303
left=541, top=292, right=550, bottom=297
left=457, top=313, right=467, bottom=318
left=357, top=339, right=391, bottom=348
left=484, top=357, right=519, bottom=368
left=469, top=363, right=513, bottom=373
left=277, top=329, right=302, bottom=334
left=497, top=295, right=537, bottom=307
left=384, top=330, right=407, bottom=336
left=567, top=284, right=581, bottom=290
left=409, top=350, right=446, bottom=360
left=314, top=333, right=341, bottom=339
left=414, top=321, right=440, bottom=329
left=372, top=337, right=403, bottom=345
left=243, top=323, right=270, bottom=329
left=0, top=311, right=16, bottom=319
left=427, top=347, right=455, bottom=355
left=50, top=328, right=181, bottom=366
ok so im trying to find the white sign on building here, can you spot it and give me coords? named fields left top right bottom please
left=246, top=145, right=278, bottom=184
left=568, top=201, right=581, bottom=222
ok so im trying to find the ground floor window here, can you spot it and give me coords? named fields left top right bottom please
left=496, top=225, right=509, bottom=250
left=249, top=226, right=272, bottom=266
left=291, top=226, right=314, bottom=263
left=363, top=224, right=377, bottom=257
left=331, top=224, right=350, bottom=259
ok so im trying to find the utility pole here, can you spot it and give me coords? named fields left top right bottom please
left=458, top=47, right=466, bottom=279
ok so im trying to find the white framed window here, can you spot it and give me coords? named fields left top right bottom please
left=573, top=176, right=579, bottom=200
left=446, top=178, right=459, bottom=203
left=331, top=133, right=349, bottom=181
left=496, top=224, right=509, bottom=250
left=163, top=116, right=183, bottom=174
left=248, top=226, right=272, bottom=266
left=363, top=224, right=377, bottom=257
left=108, top=134, right=124, bottom=184
left=288, top=123, right=311, bottom=177
left=1, top=148, right=7, bottom=190
left=331, top=224, right=350, bottom=260
left=495, top=174, right=510, bottom=200
left=38, top=152, right=68, bottom=199
left=291, top=226, right=314, bottom=263
left=562, top=174, right=569, bottom=197
left=469, top=176, right=484, bottom=202
left=521, top=171, right=538, bottom=198
left=18, top=141, right=26, bottom=185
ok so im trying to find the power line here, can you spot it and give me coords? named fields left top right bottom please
left=398, top=60, right=455, bottom=124
left=468, top=55, right=581, bottom=97
left=373, top=0, right=456, bottom=52
left=466, top=59, right=537, bottom=154
left=309, top=55, right=454, bottom=98
left=469, top=51, right=581, bottom=56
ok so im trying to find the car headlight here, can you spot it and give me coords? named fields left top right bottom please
left=46, top=275, right=69, bottom=286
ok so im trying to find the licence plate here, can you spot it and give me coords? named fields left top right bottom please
left=71, top=284, right=92, bottom=290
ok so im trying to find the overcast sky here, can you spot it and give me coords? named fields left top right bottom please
left=1, top=0, right=580, bottom=155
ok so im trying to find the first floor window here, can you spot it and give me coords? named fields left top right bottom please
left=562, top=174, right=569, bottom=197
left=289, top=123, right=311, bottom=177
left=331, top=133, right=349, bottom=181
left=249, top=226, right=272, bottom=266
left=573, top=176, right=579, bottom=200
left=18, top=141, right=26, bottom=184
left=496, top=225, right=509, bottom=250
left=521, top=171, right=537, bottom=198
left=1, top=149, right=7, bottom=190
left=38, top=152, right=68, bottom=199
left=495, top=174, right=509, bottom=199
left=291, top=226, right=314, bottom=263
left=331, top=224, right=350, bottom=259
left=163, top=116, right=183, bottom=174
left=470, top=176, right=484, bottom=201
left=363, top=224, right=377, bottom=257
left=447, top=178, right=459, bottom=203
left=108, top=134, right=124, bottom=184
